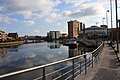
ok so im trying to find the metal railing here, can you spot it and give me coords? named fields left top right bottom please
left=0, top=43, right=103, bottom=80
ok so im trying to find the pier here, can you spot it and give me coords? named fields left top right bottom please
left=76, top=42, right=120, bottom=80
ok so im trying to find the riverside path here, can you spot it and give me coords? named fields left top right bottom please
left=75, top=41, right=120, bottom=80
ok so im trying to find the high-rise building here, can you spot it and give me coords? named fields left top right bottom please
left=47, top=31, right=60, bottom=39
left=68, top=20, right=80, bottom=38
left=80, top=22, right=85, bottom=31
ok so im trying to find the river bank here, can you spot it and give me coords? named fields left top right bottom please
left=0, top=41, right=24, bottom=47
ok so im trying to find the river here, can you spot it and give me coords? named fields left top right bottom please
left=0, top=41, right=95, bottom=77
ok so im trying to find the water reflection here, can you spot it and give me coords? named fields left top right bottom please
left=8, top=45, right=19, bottom=52
left=68, top=48, right=81, bottom=58
left=0, top=45, right=19, bottom=59
left=0, top=48, right=7, bottom=59
left=0, top=41, right=96, bottom=77
left=47, top=41, right=61, bottom=49
left=0, top=42, right=68, bottom=75
left=68, top=45, right=95, bottom=58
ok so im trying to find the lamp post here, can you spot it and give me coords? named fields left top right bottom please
left=110, top=0, right=113, bottom=41
left=106, top=10, right=109, bottom=26
left=118, top=19, right=120, bottom=44
left=115, top=0, right=119, bottom=53
left=106, top=10, right=109, bottom=41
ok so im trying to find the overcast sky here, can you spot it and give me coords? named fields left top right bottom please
left=0, top=0, right=120, bottom=36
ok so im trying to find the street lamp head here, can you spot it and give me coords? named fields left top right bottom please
left=118, top=20, right=120, bottom=23
left=107, top=10, right=109, bottom=12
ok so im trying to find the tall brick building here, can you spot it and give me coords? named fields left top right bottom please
left=68, top=20, right=80, bottom=39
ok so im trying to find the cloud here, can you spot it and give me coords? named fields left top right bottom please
left=34, top=30, right=40, bottom=33
left=63, top=1, right=105, bottom=20
left=24, top=52, right=36, bottom=58
left=65, top=0, right=110, bottom=5
left=46, top=54, right=54, bottom=59
left=0, top=6, right=6, bottom=11
left=0, top=14, right=19, bottom=23
left=65, top=0, right=84, bottom=5
left=0, top=0, right=61, bottom=11
left=31, top=26, right=45, bottom=35
left=18, top=11, right=32, bottom=19
left=0, top=26, right=7, bottom=30
left=58, top=22, right=61, bottom=26
left=63, top=11, right=72, bottom=16
left=69, top=7, right=96, bottom=18
left=45, top=13, right=62, bottom=23
left=97, top=0, right=111, bottom=3
left=33, top=30, right=41, bottom=35
left=0, top=0, right=61, bottom=19
left=65, top=0, right=97, bottom=7
left=23, top=21, right=35, bottom=26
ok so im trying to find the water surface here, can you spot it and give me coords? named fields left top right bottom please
left=0, top=41, right=95, bottom=75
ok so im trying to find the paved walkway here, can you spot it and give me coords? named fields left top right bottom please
left=75, top=42, right=120, bottom=80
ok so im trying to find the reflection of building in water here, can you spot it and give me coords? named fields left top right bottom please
left=8, top=45, right=19, bottom=52
left=48, top=41, right=61, bottom=49
left=68, top=48, right=82, bottom=58
left=0, top=48, right=8, bottom=58
left=50, top=44, right=60, bottom=49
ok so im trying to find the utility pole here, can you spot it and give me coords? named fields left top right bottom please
left=115, top=0, right=119, bottom=53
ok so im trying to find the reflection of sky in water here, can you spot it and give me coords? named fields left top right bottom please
left=0, top=42, right=95, bottom=77
left=0, top=42, right=69, bottom=74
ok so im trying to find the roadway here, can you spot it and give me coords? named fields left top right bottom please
left=75, top=41, right=120, bottom=80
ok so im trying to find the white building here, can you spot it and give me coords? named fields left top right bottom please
left=47, top=31, right=61, bottom=39
left=0, top=31, right=8, bottom=41
left=79, top=25, right=107, bottom=38
left=0, top=31, right=2, bottom=41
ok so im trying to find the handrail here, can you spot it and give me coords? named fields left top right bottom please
left=0, top=42, right=103, bottom=79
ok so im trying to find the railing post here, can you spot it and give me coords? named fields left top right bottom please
left=72, top=59, right=74, bottom=80
left=83, top=48, right=87, bottom=75
left=43, top=67, right=46, bottom=80
left=61, top=69, right=64, bottom=80
left=80, top=61, right=81, bottom=74
left=89, top=57, right=90, bottom=67
left=92, top=54, right=93, bottom=68
left=84, top=55, right=87, bottom=75
left=98, top=50, right=100, bottom=60
left=95, top=53, right=98, bottom=63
